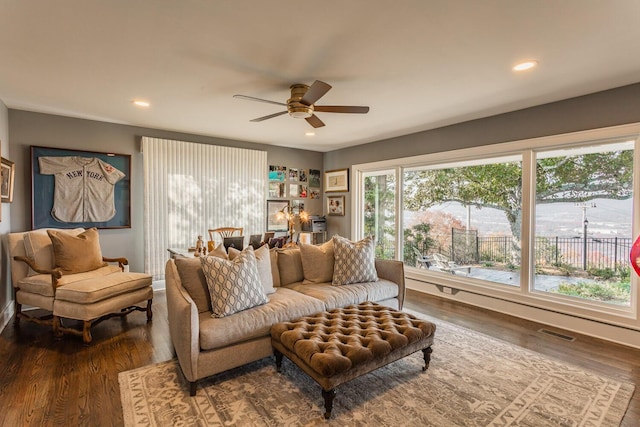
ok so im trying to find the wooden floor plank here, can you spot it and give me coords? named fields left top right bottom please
left=0, top=289, right=638, bottom=426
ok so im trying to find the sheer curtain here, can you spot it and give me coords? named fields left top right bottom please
left=142, top=137, right=266, bottom=279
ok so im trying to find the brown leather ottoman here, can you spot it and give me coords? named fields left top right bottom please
left=270, top=301, right=436, bottom=419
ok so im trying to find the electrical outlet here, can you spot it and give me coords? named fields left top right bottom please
left=442, top=286, right=453, bottom=294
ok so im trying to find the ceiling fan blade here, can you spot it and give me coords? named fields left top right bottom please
left=300, top=80, right=332, bottom=106
left=314, top=105, right=370, bottom=114
left=305, top=114, right=325, bottom=128
left=250, top=111, right=288, bottom=122
left=234, top=94, right=287, bottom=107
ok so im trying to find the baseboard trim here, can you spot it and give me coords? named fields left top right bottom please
left=407, top=278, right=640, bottom=349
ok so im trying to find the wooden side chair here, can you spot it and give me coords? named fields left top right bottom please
left=207, top=227, right=243, bottom=242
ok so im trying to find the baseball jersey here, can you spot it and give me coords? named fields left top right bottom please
left=39, top=156, right=125, bottom=223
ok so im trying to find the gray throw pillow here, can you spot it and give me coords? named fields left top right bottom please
left=332, top=235, right=378, bottom=286
left=200, top=248, right=268, bottom=318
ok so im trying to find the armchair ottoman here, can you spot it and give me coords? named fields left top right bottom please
left=8, top=227, right=153, bottom=344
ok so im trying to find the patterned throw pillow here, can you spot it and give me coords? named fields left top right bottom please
left=200, top=248, right=268, bottom=318
left=332, top=235, right=378, bottom=286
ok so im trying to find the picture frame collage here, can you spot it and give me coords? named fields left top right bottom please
left=268, top=165, right=321, bottom=213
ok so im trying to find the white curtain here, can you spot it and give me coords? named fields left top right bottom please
left=142, top=137, right=267, bottom=279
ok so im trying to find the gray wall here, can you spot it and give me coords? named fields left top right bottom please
left=0, top=99, right=10, bottom=323
left=323, top=83, right=640, bottom=237
left=8, top=110, right=324, bottom=274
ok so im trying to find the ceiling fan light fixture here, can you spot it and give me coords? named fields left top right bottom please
left=287, top=102, right=313, bottom=119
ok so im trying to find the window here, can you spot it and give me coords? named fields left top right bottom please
left=533, top=141, right=634, bottom=306
left=353, top=124, right=640, bottom=324
left=403, top=157, right=522, bottom=288
left=363, top=171, right=396, bottom=259
left=142, top=137, right=267, bottom=279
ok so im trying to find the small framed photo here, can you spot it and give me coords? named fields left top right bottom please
left=1, top=157, right=15, bottom=203
left=327, top=195, right=345, bottom=216
left=324, top=168, right=349, bottom=192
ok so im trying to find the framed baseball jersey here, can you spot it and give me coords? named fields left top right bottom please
left=31, top=146, right=131, bottom=229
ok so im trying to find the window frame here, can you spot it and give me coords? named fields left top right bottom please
left=352, top=123, right=640, bottom=326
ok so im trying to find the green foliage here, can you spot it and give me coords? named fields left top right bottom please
left=404, top=222, right=436, bottom=266
left=552, top=281, right=630, bottom=304
left=404, top=150, right=633, bottom=240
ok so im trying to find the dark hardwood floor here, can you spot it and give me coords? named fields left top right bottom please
left=0, top=289, right=638, bottom=426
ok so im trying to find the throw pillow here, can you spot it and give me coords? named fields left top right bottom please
left=24, top=228, right=84, bottom=275
left=228, top=245, right=275, bottom=294
left=47, top=227, right=106, bottom=274
left=200, top=248, right=268, bottom=318
left=277, top=247, right=304, bottom=286
left=209, top=242, right=229, bottom=259
left=174, top=257, right=211, bottom=313
left=300, top=240, right=335, bottom=284
left=332, top=235, right=378, bottom=286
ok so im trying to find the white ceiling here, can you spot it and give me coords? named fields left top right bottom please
left=1, top=1, right=639, bottom=152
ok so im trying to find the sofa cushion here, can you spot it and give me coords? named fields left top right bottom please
left=175, top=257, right=211, bottom=313
left=48, top=228, right=106, bottom=274
left=277, top=248, right=304, bottom=286
left=23, top=228, right=84, bottom=275
left=228, top=245, right=275, bottom=294
left=17, top=265, right=122, bottom=297
left=200, top=249, right=268, bottom=318
left=332, top=235, right=378, bottom=286
left=198, top=287, right=325, bottom=351
left=55, top=271, right=152, bottom=304
left=300, top=240, right=334, bottom=284
left=284, top=279, right=398, bottom=311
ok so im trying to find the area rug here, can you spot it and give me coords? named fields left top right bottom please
left=119, top=312, right=634, bottom=426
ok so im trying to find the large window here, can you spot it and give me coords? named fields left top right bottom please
left=403, top=157, right=522, bottom=288
left=353, top=125, right=640, bottom=322
left=533, top=142, right=634, bottom=306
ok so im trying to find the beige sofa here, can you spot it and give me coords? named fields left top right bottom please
left=165, top=242, right=405, bottom=395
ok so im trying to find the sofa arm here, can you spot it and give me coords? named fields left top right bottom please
left=375, top=259, right=406, bottom=309
left=165, top=259, right=200, bottom=383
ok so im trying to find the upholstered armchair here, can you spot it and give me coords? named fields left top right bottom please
left=7, top=227, right=153, bottom=344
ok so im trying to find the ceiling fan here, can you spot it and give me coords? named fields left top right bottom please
left=233, top=80, right=369, bottom=128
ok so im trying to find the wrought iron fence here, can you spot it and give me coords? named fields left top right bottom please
left=404, top=235, right=632, bottom=271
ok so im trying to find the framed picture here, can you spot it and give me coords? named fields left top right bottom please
left=308, top=169, right=321, bottom=187
left=325, top=168, right=349, bottom=192
left=31, top=146, right=131, bottom=229
left=267, top=199, right=290, bottom=231
left=327, top=195, right=345, bottom=216
left=1, top=157, right=15, bottom=203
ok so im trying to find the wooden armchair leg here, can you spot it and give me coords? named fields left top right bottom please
left=146, top=298, right=153, bottom=321
left=82, top=321, right=92, bottom=345
left=190, top=381, right=198, bottom=396
left=14, top=302, right=22, bottom=326
left=53, top=316, right=63, bottom=338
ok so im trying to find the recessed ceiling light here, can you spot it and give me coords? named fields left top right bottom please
left=513, top=60, right=538, bottom=71
left=132, top=100, right=150, bottom=107
left=305, top=132, right=315, bottom=136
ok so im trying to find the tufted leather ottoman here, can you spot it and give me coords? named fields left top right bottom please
left=270, top=301, right=436, bottom=419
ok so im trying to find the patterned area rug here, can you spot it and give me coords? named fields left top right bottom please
left=119, top=312, right=634, bottom=426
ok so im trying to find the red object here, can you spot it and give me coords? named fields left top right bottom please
left=631, top=234, right=640, bottom=277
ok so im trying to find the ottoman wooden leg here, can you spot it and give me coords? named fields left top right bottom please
left=322, top=388, right=336, bottom=419
left=422, top=346, right=433, bottom=371
left=274, top=349, right=283, bottom=372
